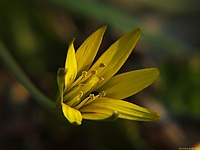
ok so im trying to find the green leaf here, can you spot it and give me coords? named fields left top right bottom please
left=62, top=103, right=82, bottom=125
left=76, top=26, right=107, bottom=76
left=99, top=68, right=159, bottom=99
left=80, top=97, right=159, bottom=121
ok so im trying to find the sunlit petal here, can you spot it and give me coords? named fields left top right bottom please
left=76, top=26, right=107, bottom=76
left=65, top=39, right=77, bottom=89
left=62, top=103, right=82, bottom=125
left=57, top=26, right=160, bottom=125
left=80, top=97, right=159, bottom=121
left=99, top=68, right=159, bottom=99
left=90, top=28, right=141, bottom=90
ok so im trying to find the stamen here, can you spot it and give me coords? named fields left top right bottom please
left=83, top=93, right=101, bottom=106
left=80, top=76, right=99, bottom=94
left=66, top=76, right=99, bottom=106
left=77, top=70, right=97, bottom=84
left=67, top=71, right=88, bottom=91
left=82, top=91, right=106, bottom=106
left=66, top=91, right=83, bottom=107
left=71, top=91, right=84, bottom=107
left=67, top=70, right=92, bottom=93
left=74, top=94, right=96, bottom=109
left=63, top=85, right=81, bottom=102
left=74, top=96, right=90, bottom=110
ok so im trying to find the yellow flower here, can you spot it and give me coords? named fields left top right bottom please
left=56, top=26, right=160, bottom=125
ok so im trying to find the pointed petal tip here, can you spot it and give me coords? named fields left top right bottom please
left=151, top=112, right=160, bottom=121
left=152, top=68, right=160, bottom=79
left=136, top=27, right=141, bottom=32
left=156, top=68, right=160, bottom=75
left=98, top=25, right=107, bottom=32
left=126, top=27, right=141, bottom=40
left=57, top=68, right=67, bottom=77
left=146, top=110, right=160, bottom=122
left=147, top=67, right=160, bottom=80
left=136, top=28, right=141, bottom=35
left=156, top=113, right=160, bottom=120
left=69, top=37, right=75, bottom=45
left=131, top=28, right=141, bottom=35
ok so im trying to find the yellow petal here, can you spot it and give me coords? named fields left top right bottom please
left=62, top=103, right=82, bottom=125
left=76, top=26, right=107, bottom=76
left=65, top=38, right=77, bottom=89
left=99, top=68, right=159, bottom=99
left=80, top=97, right=159, bottom=121
left=90, top=28, right=140, bottom=90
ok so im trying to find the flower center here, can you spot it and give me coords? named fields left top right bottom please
left=63, top=63, right=106, bottom=109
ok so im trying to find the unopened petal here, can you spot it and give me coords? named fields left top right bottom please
left=62, top=103, right=82, bottom=125
left=99, top=68, right=159, bottom=99
left=90, top=28, right=141, bottom=90
left=56, top=68, right=67, bottom=106
left=80, top=97, right=159, bottom=121
left=65, top=39, right=77, bottom=89
left=76, top=26, right=107, bottom=76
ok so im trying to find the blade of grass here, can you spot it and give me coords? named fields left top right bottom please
left=0, top=40, right=56, bottom=110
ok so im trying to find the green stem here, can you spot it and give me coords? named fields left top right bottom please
left=0, top=40, right=56, bottom=110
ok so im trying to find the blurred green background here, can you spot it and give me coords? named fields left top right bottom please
left=1, top=0, right=200, bottom=149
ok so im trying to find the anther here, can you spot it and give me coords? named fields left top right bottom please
left=89, top=94, right=95, bottom=100
left=99, top=63, right=106, bottom=68
left=99, top=91, right=106, bottom=97
left=90, top=69, right=97, bottom=75
left=78, top=91, right=84, bottom=98
left=82, top=71, right=87, bottom=77
left=99, top=77, right=104, bottom=83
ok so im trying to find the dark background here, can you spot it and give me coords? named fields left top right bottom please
left=1, top=0, right=200, bottom=149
